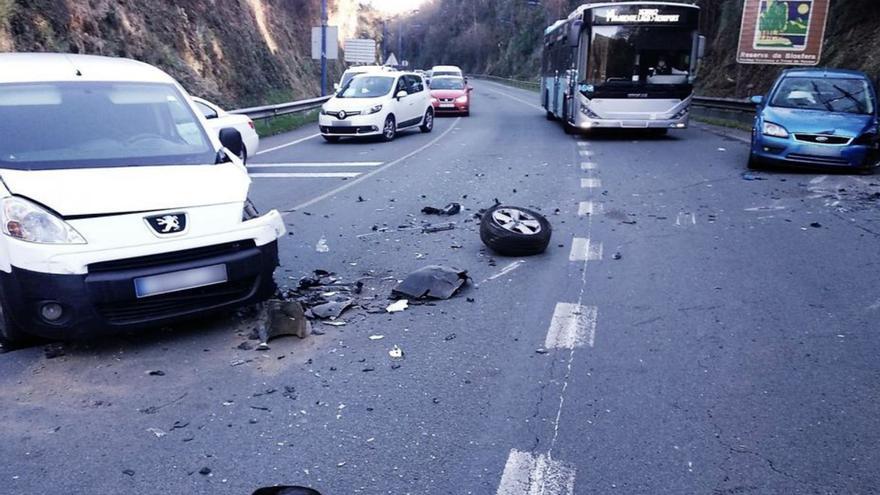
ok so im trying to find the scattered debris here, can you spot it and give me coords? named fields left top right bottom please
left=393, top=265, right=469, bottom=300
left=389, top=345, right=404, bottom=360
left=422, top=202, right=462, bottom=216
left=146, top=370, right=165, bottom=376
left=810, top=222, right=822, bottom=228
left=146, top=427, right=167, bottom=438
left=198, top=467, right=212, bottom=476
left=444, top=333, right=457, bottom=341
left=44, top=343, right=65, bottom=359
left=122, top=469, right=135, bottom=477
left=741, top=172, right=766, bottom=181
left=535, top=348, right=548, bottom=354
left=315, top=236, right=330, bottom=253
left=386, top=300, right=409, bottom=313
left=422, top=222, right=456, bottom=233
left=237, top=341, right=254, bottom=351
left=368, top=335, right=385, bottom=340
left=612, top=252, right=622, bottom=260
left=257, top=300, right=312, bottom=347
left=322, top=321, right=346, bottom=327
left=310, top=297, right=354, bottom=320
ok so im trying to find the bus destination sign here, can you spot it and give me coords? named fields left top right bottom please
left=592, top=5, right=697, bottom=26
left=737, top=0, right=831, bottom=66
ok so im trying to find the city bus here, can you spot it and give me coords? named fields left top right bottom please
left=541, top=2, right=705, bottom=134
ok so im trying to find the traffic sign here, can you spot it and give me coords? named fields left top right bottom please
left=737, top=0, right=830, bottom=65
left=344, top=39, right=377, bottom=64
left=312, top=26, right=339, bottom=60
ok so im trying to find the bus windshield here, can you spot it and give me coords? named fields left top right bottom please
left=586, top=26, right=693, bottom=86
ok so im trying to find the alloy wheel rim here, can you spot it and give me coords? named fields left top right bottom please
left=492, top=208, right=542, bottom=235
left=384, top=118, right=395, bottom=138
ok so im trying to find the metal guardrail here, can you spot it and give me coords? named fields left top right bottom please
left=474, top=74, right=541, bottom=90
left=231, top=95, right=332, bottom=121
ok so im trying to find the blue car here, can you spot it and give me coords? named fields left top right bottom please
left=749, top=68, right=880, bottom=173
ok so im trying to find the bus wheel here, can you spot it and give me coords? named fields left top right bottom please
left=546, top=110, right=555, bottom=121
left=562, top=103, right=576, bottom=134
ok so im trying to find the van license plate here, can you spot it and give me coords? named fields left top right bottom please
left=135, top=264, right=228, bottom=298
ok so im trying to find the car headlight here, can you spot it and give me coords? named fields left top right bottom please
left=455, top=95, right=468, bottom=103
left=320, top=106, right=330, bottom=115
left=364, top=104, right=383, bottom=115
left=1, top=196, right=86, bottom=244
left=431, top=98, right=438, bottom=104
left=243, top=198, right=260, bottom=221
left=762, top=121, right=789, bottom=138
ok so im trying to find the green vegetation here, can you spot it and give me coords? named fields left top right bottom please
left=254, top=110, right=319, bottom=138
left=693, top=116, right=753, bottom=132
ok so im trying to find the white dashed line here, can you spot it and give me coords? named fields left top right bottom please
left=578, top=150, right=593, bottom=157
left=255, top=133, right=320, bottom=156
left=248, top=162, right=382, bottom=168
left=545, top=303, right=598, bottom=349
left=580, top=161, right=598, bottom=170
left=496, top=449, right=576, bottom=495
left=249, top=172, right=361, bottom=179
left=569, top=238, right=603, bottom=262
left=581, top=178, right=602, bottom=189
left=577, top=201, right=601, bottom=216
left=484, top=260, right=526, bottom=283
left=577, top=141, right=589, bottom=147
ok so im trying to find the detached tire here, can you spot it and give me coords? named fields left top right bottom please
left=480, top=205, right=552, bottom=256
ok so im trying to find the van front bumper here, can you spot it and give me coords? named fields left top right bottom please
left=0, top=240, right=279, bottom=340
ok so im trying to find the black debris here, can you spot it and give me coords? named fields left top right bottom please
left=237, top=341, right=254, bottom=351
left=810, top=222, right=822, bottom=228
left=393, top=265, right=469, bottom=300
left=147, top=370, right=165, bottom=376
left=422, top=202, right=462, bottom=216
left=613, top=252, right=622, bottom=260
left=44, top=344, right=65, bottom=359
left=122, top=469, right=135, bottom=477
left=444, top=333, right=457, bottom=341
left=362, top=367, right=376, bottom=372
left=283, top=386, right=297, bottom=400
left=310, top=298, right=354, bottom=320
left=198, top=467, right=212, bottom=476
left=258, top=300, right=312, bottom=344
left=422, top=222, right=456, bottom=233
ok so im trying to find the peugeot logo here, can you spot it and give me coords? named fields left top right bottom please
left=145, top=213, right=187, bottom=236
left=338, top=110, right=347, bottom=120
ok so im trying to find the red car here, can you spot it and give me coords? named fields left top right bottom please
left=429, top=76, right=472, bottom=116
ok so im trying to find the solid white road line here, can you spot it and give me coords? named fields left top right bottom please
left=581, top=178, right=602, bottom=189
left=569, top=238, right=603, bottom=262
left=580, top=161, right=598, bottom=170
left=288, top=117, right=462, bottom=213
left=479, top=82, right=544, bottom=112
left=248, top=162, right=383, bottom=168
left=249, top=172, right=360, bottom=179
left=255, top=133, right=321, bottom=156
left=577, top=201, right=601, bottom=217
left=545, top=303, right=598, bottom=349
left=496, top=449, right=576, bottom=495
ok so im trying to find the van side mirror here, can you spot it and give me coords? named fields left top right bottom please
left=396, top=90, right=408, bottom=99
left=698, top=35, right=706, bottom=59
left=219, top=127, right=244, bottom=159
left=568, top=20, right=583, bottom=48
left=750, top=95, right=764, bottom=105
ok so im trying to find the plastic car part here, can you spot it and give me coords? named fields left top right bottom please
left=392, top=266, right=469, bottom=300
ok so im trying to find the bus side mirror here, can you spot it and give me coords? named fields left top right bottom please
left=698, top=35, right=706, bottom=59
left=568, top=20, right=583, bottom=48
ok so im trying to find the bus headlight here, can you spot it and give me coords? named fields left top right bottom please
left=580, top=104, right=599, bottom=118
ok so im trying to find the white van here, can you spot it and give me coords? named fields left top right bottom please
left=0, top=53, right=285, bottom=344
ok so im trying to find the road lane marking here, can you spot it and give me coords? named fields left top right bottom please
left=545, top=303, right=598, bottom=349
left=288, top=117, right=462, bottom=213
left=578, top=150, right=593, bottom=157
left=255, top=133, right=321, bottom=156
left=675, top=212, right=697, bottom=226
left=496, top=449, right=576, bottom=495
left=581, top=178, right=602, bottom=189
left=248, top=162, right=382, bottom=168
left=479, top=82, right=544, bottom=111
left=577, top=201, right=601, bottom=216
left=250, top=172, right=361, bottom=179
left=569, top=238, right=603, bottom=262
left=577, top=141, right=589, bottom=147
left=580, top=162, right=598, bottom=170
left=484, top=260, right=526, bottom=283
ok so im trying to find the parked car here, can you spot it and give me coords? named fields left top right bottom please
left=191, top=96, right=259, bottom=164
left=749, top=68, right=879, bottom=173
left=336, top=65, right=396, bottom=92
left=0, top=53, right=286, bottom=344
left=319, top=71, right=434, bottom=142
left=429, top=76, right=473, bottom=116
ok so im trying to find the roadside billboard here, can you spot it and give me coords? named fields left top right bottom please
left=344, top=39, right=377, bottom=64
left=737, top=0, right=830, bottom=66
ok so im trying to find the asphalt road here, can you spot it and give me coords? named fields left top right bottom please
left=1, top=80, right=878, bottom=495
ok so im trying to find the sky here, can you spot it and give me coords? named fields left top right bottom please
left=363, top=0, right=429, bottom=15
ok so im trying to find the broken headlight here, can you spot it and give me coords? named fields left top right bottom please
left=1, top=196, right=86, bottom=244
left=242, top=198, right=260, bottom=221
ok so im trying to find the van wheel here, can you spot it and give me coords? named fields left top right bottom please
left=382, top=115, right=397, bottom=141
left=420, top=109, right=434, bottom=133
left=0, top=289, right=29, bottom=349
left=323, top=136, right=340, bottom=143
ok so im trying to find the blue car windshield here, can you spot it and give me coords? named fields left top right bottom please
left=770, top=77, right=875, bottom=115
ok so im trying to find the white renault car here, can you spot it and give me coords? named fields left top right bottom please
left=319, top=71, right=434, bottom=142
left=0, top=53, right=285, bottom=344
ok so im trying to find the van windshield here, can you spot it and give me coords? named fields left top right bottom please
left=770, top=77, right=876, bottom=115
left=0, top=82, right=216, bottom=170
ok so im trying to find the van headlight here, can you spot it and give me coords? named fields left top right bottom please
left=364, top=104, right=383, bottom=115
left=1, top=196, right=86, bottom=244
left=762, top=121, right=789, bottom=138
left=243, top=198, right=260, bottom=221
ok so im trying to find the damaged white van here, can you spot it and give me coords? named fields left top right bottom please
left=0, top=53, right=285, bottom=344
